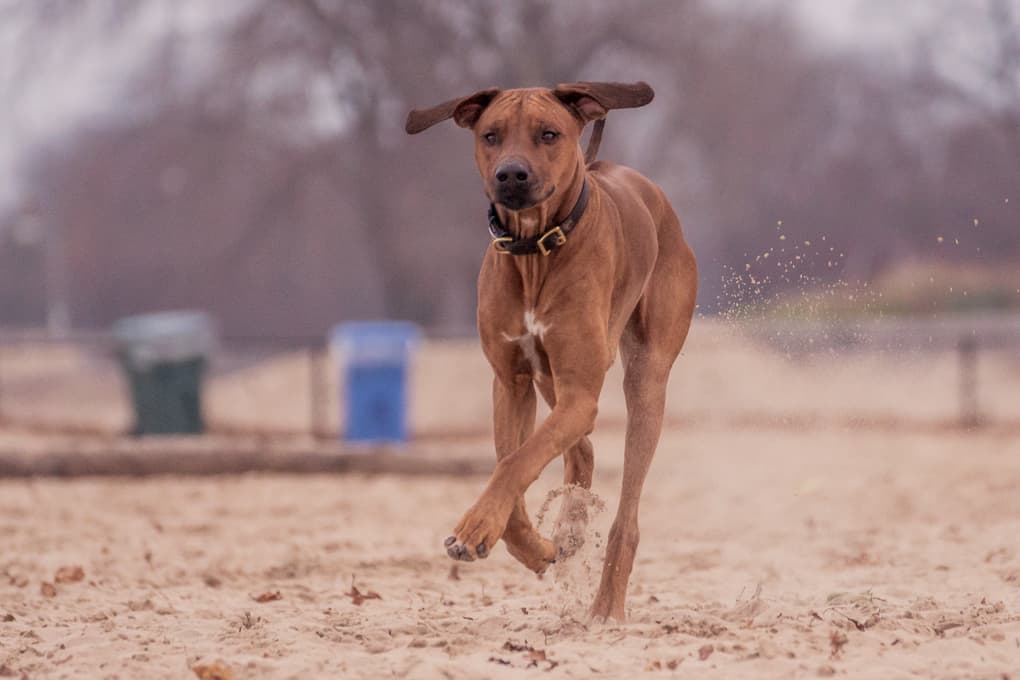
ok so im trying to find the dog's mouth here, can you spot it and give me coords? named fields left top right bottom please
left=494, top=184, right=555, bottom=211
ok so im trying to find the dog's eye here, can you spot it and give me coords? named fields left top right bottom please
left=482, top=132, right=498, bottom=145
left=541, top=130, right=559, bottom=142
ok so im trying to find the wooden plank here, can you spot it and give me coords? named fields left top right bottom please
left=0, top=443, right=492, bottom=478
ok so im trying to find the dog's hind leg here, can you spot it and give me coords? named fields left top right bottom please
left=553, top=436, right=595, bottom=559
left=590, top=226, right=696, bottom=622
left=536, top=380, right=595, bottom=559
left=589, top=344, right=669, bottom=621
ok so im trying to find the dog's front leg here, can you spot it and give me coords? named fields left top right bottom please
left=446, top=330, right=608, bottom=562
left=480, top=374, right=557, bottom=572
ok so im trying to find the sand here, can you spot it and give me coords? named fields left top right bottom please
left=3, top=319, right=1020, bottom=677
left=3, top=424, right=1020, bottom=679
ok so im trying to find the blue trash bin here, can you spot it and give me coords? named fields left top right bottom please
left=331, top=321, right=421, bottom=444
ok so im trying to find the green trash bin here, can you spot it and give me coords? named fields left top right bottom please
left=112, top=311, right=215, bottom=435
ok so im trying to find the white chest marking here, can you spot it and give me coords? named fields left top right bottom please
left=502, top=310, right=551, bottom=379
left=523, top=310, right=548, bottom=340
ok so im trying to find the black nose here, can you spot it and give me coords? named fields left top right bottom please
left=494, top=161, right=530, bottom=185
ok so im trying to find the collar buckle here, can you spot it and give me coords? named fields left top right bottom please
left=536, top=226, right=567, bottom=256
left=492, top=236, right=514, bottom=254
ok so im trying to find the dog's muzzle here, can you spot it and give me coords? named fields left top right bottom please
left=493, top=160, right=539, bottom=210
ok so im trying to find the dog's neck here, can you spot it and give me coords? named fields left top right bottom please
left=495, top=157, right=586, bottom=239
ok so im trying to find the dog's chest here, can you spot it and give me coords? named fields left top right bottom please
left=501, top=310, right=550, bottom=379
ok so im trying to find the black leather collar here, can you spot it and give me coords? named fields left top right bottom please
left=487, top=180, right=590, bottom=256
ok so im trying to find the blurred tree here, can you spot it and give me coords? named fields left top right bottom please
left=910, top=0, right=1020, bottom=164
left=1, top=0, right=1017, bottom=333
left=899, top=0, right=1020, bottom=267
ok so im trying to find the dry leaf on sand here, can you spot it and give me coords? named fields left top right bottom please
left=192, top=661, right=233, bottom=680
left=503, top=640, right=534, bottom=653
left=55, top=566, right=85, bottom=584
left=345, top=577, right=381, bottom=606
left=346, top=585, right=381, bottom=606
left=252, top=591, right=282, bottom=603
left=501, top=641, right=557, bottom=670
left=829, top=630, right=848, bottom=659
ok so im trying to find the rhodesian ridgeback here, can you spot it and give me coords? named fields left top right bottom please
left=406, top=81, right=697, bottom=621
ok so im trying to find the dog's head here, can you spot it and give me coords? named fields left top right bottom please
left=406, top=82, right=654, bottom=211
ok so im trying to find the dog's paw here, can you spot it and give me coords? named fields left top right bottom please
left=504, top=531, right=557, bottom=575
left=445, top=494, right=514, bottom=562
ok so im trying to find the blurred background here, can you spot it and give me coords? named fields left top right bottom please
left=0, top=0, right=1018, bottom=444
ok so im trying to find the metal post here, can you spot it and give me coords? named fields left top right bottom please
left=44, top=219, right=71, bottom=337
left=0, top=341, right=4, bottom=424
left=308, top=346, right=329, bottom=440
left=958, top=335, right=981, bottom=428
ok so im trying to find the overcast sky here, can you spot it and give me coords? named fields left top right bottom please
left=0, top=2, right=240, bottom=218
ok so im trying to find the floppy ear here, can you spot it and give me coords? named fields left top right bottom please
left=405, top=88, right=500, bottom=134
left=553, top=81, right=655, bottom=123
